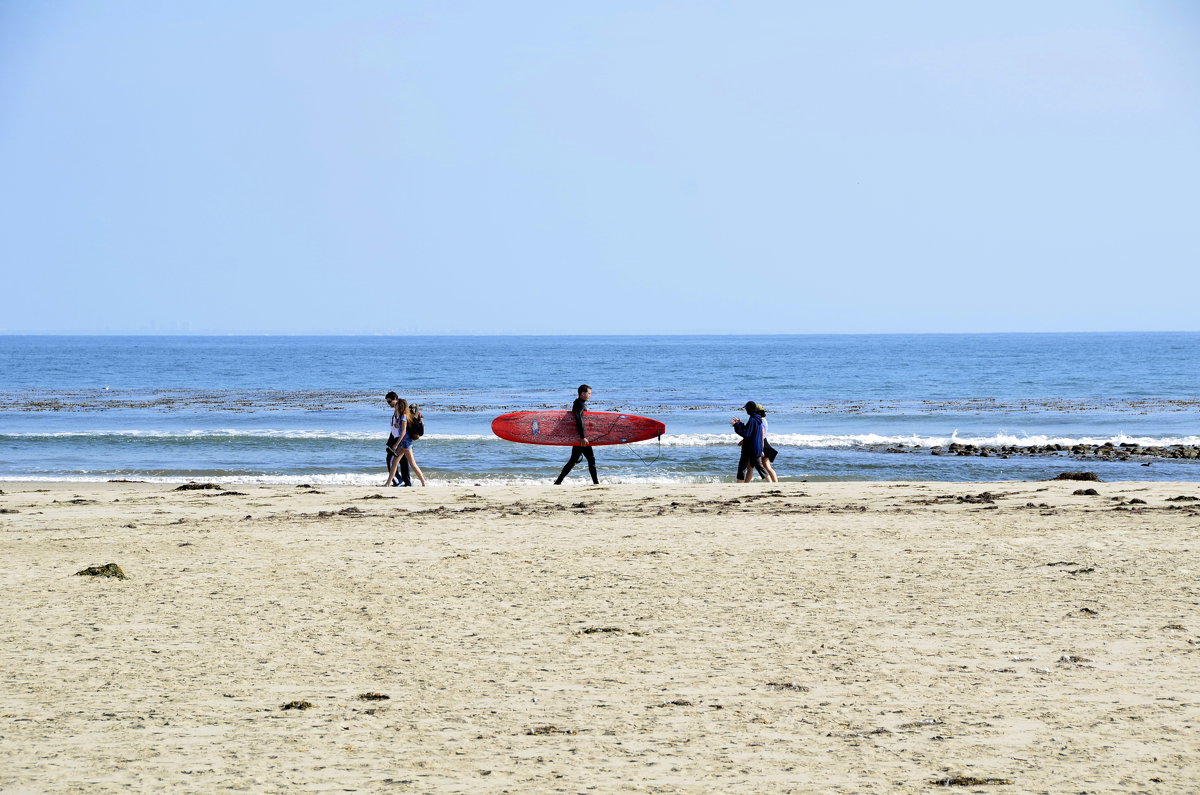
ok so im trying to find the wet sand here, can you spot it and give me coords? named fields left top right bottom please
left=1, top=480, right=1198, bottom=793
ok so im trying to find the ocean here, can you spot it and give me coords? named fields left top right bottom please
left=1, top=333, right=1197, bottom=485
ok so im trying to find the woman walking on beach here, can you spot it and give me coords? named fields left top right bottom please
left=384, top=397, right=427, bottom=487
left=735, top=401, right=777, bottom=483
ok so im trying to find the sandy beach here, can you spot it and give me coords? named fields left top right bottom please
left=1, top=479, right=1198, bottom=793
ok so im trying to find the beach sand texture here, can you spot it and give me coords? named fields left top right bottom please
left=1, top=480, right=1198, bottom=793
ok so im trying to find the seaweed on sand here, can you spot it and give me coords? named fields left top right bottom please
left=75, top=563, right=127, bottom=580
left=574, top=626, right=645, bottom=637
left=931, top=775, right=1013, bottom=786
left=526, top=725, right=577, bottom=735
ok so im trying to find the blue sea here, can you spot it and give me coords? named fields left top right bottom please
left=1, top=334, right=1197, bottom=485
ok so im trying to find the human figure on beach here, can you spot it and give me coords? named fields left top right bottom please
left=387, top=402, right=424, bottom=487
left=734, top=401, right=778, bottom=483
left=732, top=413, right=778, bottom=481
left=554, top=384, right=598, bottom=485
left=384, top=392, right=408, bottom=486
left=384, top=396, right=427, bottom=487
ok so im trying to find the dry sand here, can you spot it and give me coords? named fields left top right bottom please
left=1, top=479, right=1198, bottom=793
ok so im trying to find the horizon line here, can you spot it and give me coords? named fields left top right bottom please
left=2, top=329, right=1198, bottom=338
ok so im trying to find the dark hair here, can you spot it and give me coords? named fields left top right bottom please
left=578, top=384, right=591, bottom=395
left=385, top=391, right=398, bottom=401
left=744, top=401, right=766, bottom=417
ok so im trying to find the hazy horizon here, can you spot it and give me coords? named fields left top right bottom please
left=3, top=2, right=1198, bottom=335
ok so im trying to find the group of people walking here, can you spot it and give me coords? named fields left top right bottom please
left=732, top=400, right=779, bottom=483
left=382, top=385, right=778, bottom=486
left=383, top=391, right=427, bottom=487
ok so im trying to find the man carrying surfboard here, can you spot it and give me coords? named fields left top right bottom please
left=554, top=384, right=599, bottom=485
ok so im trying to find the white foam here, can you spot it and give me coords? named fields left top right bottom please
left=5, top=429, right=1198, bottom=449
left=657, top=432, right=1200, bottom=449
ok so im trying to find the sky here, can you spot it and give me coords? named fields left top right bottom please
left=1, top=1, right=1198, bottom=334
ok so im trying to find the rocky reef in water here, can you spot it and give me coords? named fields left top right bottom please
left=884, top=441, right=1200, bottom=461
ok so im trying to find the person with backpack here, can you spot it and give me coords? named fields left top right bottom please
left=731, top=412, right=778, bottom=481
left=383, top=396, right=427, bottom=487
left=384, top=393, right=426, bottom=486
left=733, top=401, right=778, bottom=483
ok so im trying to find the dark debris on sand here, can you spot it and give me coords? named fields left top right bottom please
left=317, top=506, right=364, bottom=518
left=574, top=626, right=645, bottom=637
left=75, top=563, right=127, bottom=580
left=1052, top=472, right=1101, bottom=481
left=526, top=725, right=577, bottom=735
left=931, top=775, right=1014, bottom=786
left=174, top=482, right=222, bottom=491
left=766, top=682, right=810, bottom=692
left=281, top=700, right=315, bottom=710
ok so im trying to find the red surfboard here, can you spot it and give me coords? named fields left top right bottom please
left=491, top=411, right=665, bottom=446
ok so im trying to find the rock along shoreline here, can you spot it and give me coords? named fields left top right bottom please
left=884, top=441, right=1200, bottom=461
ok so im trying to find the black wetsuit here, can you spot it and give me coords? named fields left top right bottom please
left=555, top=397, right=598, bottom=484
left=733, top=419, right=778, bottom=480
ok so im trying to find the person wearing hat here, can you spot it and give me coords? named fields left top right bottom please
left=732, top=401, right=778, bottom=483
left=731, top=408, right=778, bottom=481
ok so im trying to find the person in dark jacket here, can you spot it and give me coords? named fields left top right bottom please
left=554, top=384, right=598, bottom=485
left=733, top=401, right=778, bottom=483
left=732, top=415, right=778, bottom=480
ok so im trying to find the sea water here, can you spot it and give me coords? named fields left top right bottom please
left=1, top=333, right=1197, bottom=485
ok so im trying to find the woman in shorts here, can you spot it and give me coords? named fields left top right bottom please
left=384, top=397, right=427, bottom=487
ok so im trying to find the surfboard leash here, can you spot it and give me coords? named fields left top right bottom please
left=589, top=412, right=664, bottom=466
left=625, top=433, right=665, bottom=466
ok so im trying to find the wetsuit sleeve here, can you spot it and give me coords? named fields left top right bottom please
left=573, top=398, right=587, bottom=438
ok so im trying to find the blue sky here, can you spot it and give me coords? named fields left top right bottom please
left=2, top=1, right=1198, bottom=334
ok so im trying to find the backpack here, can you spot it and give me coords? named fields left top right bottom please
left=408, top=411, right=424, bottom=441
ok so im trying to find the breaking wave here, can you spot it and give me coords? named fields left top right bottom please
left=4, top=430, right=1199, bottom=448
